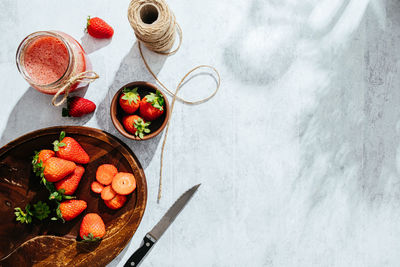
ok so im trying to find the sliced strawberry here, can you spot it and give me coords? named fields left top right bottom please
left=101, top=185, right=116, bottom=201
left=112, top=172, right=136, bottom=195
left=91, top=181, right=104, bottom=194
left=104, top=194, right=127, bottom=210
left=96, top=164, right=118, bottom=185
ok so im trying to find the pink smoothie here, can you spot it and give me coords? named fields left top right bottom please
left=23, top=36, right=69, bottom=85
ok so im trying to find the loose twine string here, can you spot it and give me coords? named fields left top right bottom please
left=128, top=0, right=221, bottom=202
left=51, top=71, right=99, bottom=107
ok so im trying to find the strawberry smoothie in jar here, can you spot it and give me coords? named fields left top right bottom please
left=16, top=31, right=89, bottom=95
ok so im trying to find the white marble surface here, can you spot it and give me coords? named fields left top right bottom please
left=0, top=0, right=399, bottom=266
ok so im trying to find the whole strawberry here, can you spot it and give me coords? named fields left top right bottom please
left=43, top=157, right=76, bottom=182
left=36, top=150, right=55, bottom=164
left=139, top=91, right=165, bottom=121
left=62, top=96, right=96, bottom=117
left=80, top=213, right=106, bottom=241
left=32, top=149, right=55, bottom=178
left=55, top=165, right=85, bottom=195
left=53, top=131, right=90, bottom=164
left=86, top=16, right=114, bottom=39
left=122, top=115, right=151, bottom=139
left=59, top=200, right=87, bottom=221
left=119, top=87, right=140, bottom=114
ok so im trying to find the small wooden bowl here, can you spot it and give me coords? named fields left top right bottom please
left=110, top=81, right=169, bottom=141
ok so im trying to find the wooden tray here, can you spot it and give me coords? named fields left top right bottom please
left=0, top=126, right=147, bottom=267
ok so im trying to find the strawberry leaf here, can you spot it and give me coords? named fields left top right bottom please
left=133, top=118, right=151, bottom=139
left=32, top=151, right=45, bottom=178
left=32, top=201, right=51, bottom=220
left=85, top=16, right=91, bottom=33
left=14, top=204, right=33, bottom=224
left=82, top=233, right=102, bottom=242
left=145, top=91, right=164, bottom=111
left=55, top=203, right=65, bottom=223
left=59, top=131, right=66, bottom=142
left=52, top=140, right=66, bottom=152
left=53, top=131, right=67, bottom=151
left=121, top=87, right=140, bottom=105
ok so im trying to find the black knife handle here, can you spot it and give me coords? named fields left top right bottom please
left=124, top=234, right=155, bottom=267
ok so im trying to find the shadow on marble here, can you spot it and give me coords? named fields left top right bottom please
left=222, top=0, right=298, bottom=86
left=95, top=41, right=167, bottom=169
left=295, top=0, right=400, bottom=216
left=80, top=33, right=112, bottom=54
left=0, top=87, right=92, bottom=146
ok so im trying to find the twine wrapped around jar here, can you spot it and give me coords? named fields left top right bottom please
left=51, top=71, right=99, bottom=106
left=128, top=0, right=221, bottom=202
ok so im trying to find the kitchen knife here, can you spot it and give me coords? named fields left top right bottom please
left=124, top=184, right=201, bottom=267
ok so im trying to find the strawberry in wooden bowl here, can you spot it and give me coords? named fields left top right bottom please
left=110, top=81, right=170, bottom=141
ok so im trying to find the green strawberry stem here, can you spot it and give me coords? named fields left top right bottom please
left=53, top=131, right=66, bottom=151
left=133, top=118, right=151, bottom=139
left=122, top=87, right=140, bottom=105
left=145, top=91, right=164, bottom=111
left=85, top=16, right=91, bottom=32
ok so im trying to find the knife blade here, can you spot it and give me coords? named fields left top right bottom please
left=124, top=184, right=201, bottom=267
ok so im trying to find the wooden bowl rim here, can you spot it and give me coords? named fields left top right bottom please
left=110, top=81, right=170, bottom=141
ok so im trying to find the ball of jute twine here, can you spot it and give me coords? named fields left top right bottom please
left=128, top=0, right=221, bottom=203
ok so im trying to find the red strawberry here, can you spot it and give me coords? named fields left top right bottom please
left=119, top=87, right=140, bottom=114
left=62, top=96, right=96, bottom=117
left=43, top=157, right=76, bottom=182
left=86, top=16, right=114, bottom=39
left=59, top=200, right=87, bottom=221
left=32, top=150, right=56, bottom=178
left=139, top=91, right=165, bottom=121
left=122, top=115, right=151, bottom=139
left=37, top=150, right=55, bottom=164
left=104, top=194, right=127, bottom=210
left=55, top=165, right=85, bottom=195
left=53, top=131, right=90, bottom=164
left=80, top=213, right=106, bottom=241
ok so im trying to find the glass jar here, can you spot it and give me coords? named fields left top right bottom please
left=16, top=31, right=88, bottom=95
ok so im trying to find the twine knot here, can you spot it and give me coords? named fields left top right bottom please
left=52, top=71, right=99, bottom=107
